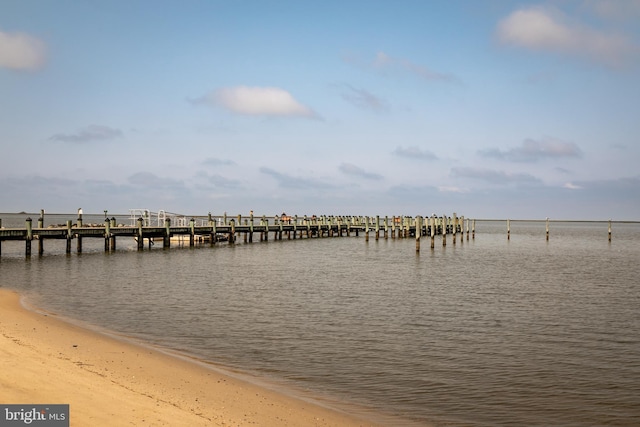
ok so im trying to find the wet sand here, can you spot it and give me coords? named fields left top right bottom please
left=0, top=289, right=382, bottom=426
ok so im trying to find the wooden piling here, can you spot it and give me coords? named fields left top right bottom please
left=442, top=215, right=447, bottom=246
left=35, top=210, right=45, bottom=255
left=415, top=216, right=421, bottom=252
left=110, top=218, right=117, bottom=251
left=365, top=216, right=370, bottom=242
left=375, top=215, right=380, bottom=240
left=546, top=217, right=550, bottom=241
left=466, top=218, right=469, bottom=241
left=453, top=213, right=457, bottom=245
left=230, top=219, right=235, bottom=244
left=77, top=212, right=83, bottom=253
left=137, top=217, right=144, bottom=250
left=249, top=213, right=254, bottom=242
left=507, top=219, right=511, bottom=241
left=164, top=218, right=171, bottom=248
left=65, top=220, right=72, bottom=254
left=472, top=219, right=475, bottom=239
left=25, top=218, right=32, bottom=257
left=430, top=215, right=435, bottom=249
left=608, top=219, right=612, bottom=242
left=189, top=218, right=195, bottom=247
left=104, top=218, right=110, bottom=252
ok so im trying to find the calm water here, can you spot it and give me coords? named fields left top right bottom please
left=1, top=215, right=639, bottom=426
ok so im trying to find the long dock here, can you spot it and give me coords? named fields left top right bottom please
left=0, top=212, right=470, bottom=258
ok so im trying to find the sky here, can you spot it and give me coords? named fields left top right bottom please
left=1, top=0, right=639, bottom=220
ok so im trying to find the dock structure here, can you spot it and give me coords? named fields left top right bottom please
left=0, top=211, right=465, bottom=258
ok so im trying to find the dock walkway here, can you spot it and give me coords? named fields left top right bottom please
left=0, top=212, right=470, bottom=257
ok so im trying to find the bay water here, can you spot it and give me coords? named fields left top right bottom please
left=1, top=214, right=639, bottom=426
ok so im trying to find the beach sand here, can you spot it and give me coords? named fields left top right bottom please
left=0, top=289, right=382, bottom=426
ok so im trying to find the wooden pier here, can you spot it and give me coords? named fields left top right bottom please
left=0, top=211, right=468, bottom=258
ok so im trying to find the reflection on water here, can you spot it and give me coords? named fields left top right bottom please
left=2, top=219, right=640, bottom=426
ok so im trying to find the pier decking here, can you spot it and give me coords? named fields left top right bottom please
left=0, top=212, right=469, bottom=258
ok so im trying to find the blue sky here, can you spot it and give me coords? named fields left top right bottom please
left=1, top=0, right=639, bottom=219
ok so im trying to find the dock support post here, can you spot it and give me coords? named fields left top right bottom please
left=453, top=213, right=458, bottom=245
left=365, top=216, right=370, bottom=242
left=164, top=218, right=171, bottom=248
left=375, top=215, right=380, bottom=240
left=104, top=218, right=110, bottom=252
left=466, top=218, right=469, bottom=241
left=77, top=212, right=83, bottom=253
left=66, top=220, right=72, bottom=254
left=546, top=217, right=550, bottom=241
left=472, top=219, right=475, bottom=239
left=137, top=217, right=144, bottom=251
left=430, top=215, right=435, bottom=249
left=293, top=215, right=298, bottom=239
left=189, top=218, right=195, bottom=247
left=229, top=219, right=235, bottom=244
left=263, top=216, right=268, bottom=241
left=36, top=210, right=44, bottom=255
left=249, top=213, right=254, bottom=242
left=110, top=218, right=117, bottom=251
left=25, top=218, right=32, bottom=257
left=507, top=219, right=510, bottom=241
left=416, top=216, right=421, bottom=252
left=608, top=219, right=612, bottom=242
left=442, top=215, right=447, bottom=247
left=208, top=213, right=214, bottom=245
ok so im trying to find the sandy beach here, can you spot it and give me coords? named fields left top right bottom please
left=0, top=289, right=382, bottom=426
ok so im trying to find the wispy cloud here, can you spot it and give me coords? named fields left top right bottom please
left=479, top=138, right=583, bottom=162
left=451, top=167, right=541, bottom=185
left=582, top=0, right=640, bottom=21
left=50, top=125, right=124, bottom=143
left=202, top=157, right=236, bottom=167
left=127, top=172, right=186, bottom=191
left=206, top=174, right=242, bottom=189
left=344, top=51, right=459, bottom=83
left=260, top=167, right=334, bottom=190
left=563, top=182, right=582, bottom=189
left=393, top=146, right=438, bottom=161
left=190, top=86, right=317, bottom=118
left=339, top=84, right=389, bottom=112
left=496, top=6, right=638, bottom=67
left=372, top=51, right=459, bottom=83
left=339, top=163, right=383, bottom=180
left=0, top=30, right=46, bottom=70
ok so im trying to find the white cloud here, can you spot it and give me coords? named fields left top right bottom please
left=0, top=30, right=46, bottom=70
left=496, top=6, right=638, bottom=67
left=191, top=86, right=317, bottom=118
